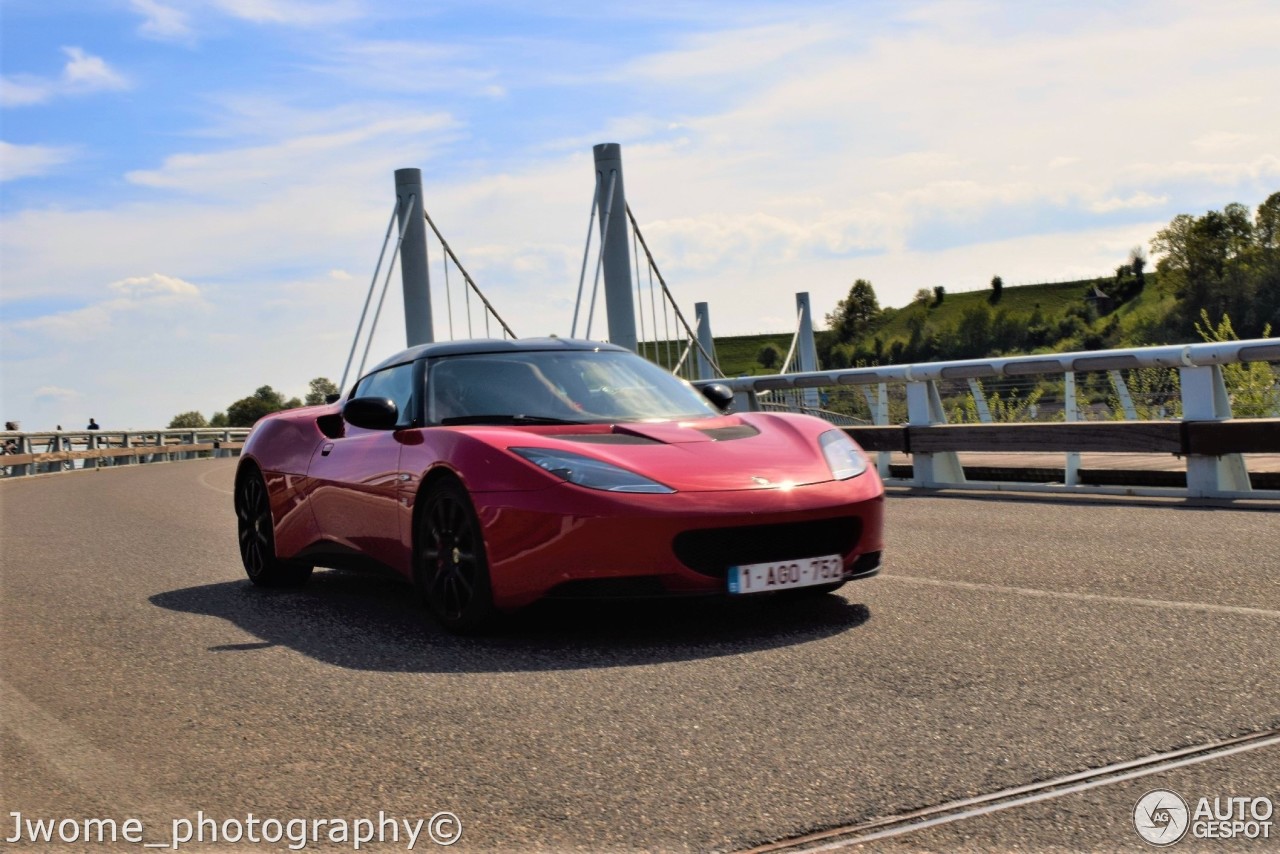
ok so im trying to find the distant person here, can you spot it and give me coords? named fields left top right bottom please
left=87, top=418, right=100, bottom=430
left=56, top=424, right=62, bottom=431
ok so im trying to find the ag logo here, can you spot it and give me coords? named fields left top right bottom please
left=1134, top=789, right=1190, bottom=846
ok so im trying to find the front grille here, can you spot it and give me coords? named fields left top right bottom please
left=673, top=517, right=861, bottom=578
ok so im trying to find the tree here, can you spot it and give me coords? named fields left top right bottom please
left=989, top=275, right=1003, bottom=305
left=210, top=412, right=229, bottom=427
left=226, top=385, right=293, bottom=427
left=1257, top=191, right=1280, bottom=251
left=913, top=288, right=932, bottom=304
left=756, top=343, right=782, bottom=370
left=1129, top=246, right=1147, bottom=294
left=168, top=411, right=208, bottom=429
left=932, top=285, right=946, bottom=307
left=1153, top=198, right=1277, bottom=337
left=305, top=377, right=340, bottom=406
left=956, top=304, right=992, bottom=358
left=825, top=279, right=882, bottom=343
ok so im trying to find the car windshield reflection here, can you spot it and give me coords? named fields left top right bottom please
left=428, top=350, right=718, bottom=425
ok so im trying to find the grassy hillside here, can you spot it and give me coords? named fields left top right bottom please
left=873, top=279, right=1093, bottom=341
left=709, top=273, right=1189, bottom=375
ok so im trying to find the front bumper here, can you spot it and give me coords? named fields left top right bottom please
left=471, top=473, right=886, bottom=610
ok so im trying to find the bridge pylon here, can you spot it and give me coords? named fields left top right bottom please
left=394, top=167, right=434, bottom=346
left=593, top=143, right=638, bottom=352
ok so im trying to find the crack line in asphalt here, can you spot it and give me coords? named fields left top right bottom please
left=739, top=729, right=1280, bottom=852
left=879, top=573, right=1280, bottom=618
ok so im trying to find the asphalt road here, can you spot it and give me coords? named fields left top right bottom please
left=2, top=459, right=1278, bottom=853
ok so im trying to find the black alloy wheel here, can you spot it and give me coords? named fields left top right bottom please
left=417, top=480, right=496, bottom=633
left=235, top=467, right=312, bottom=587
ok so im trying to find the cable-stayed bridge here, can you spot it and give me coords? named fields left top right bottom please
left=2, top=144, right=1279, bottom=853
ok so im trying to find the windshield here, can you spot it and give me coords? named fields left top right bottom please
left=427, top=350, right=719, bottom=424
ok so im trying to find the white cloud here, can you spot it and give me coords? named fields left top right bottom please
left=306, top=40, right=502, bottom=96
left=131, top=0, right=194, bottom=41
left=60, top=47, right=130, bottom=93
left=212, top=0, right=363, bottom=26
left=1089, top=192, right=1170, bottom=214
left=124, top=114, right=458, bottom=196
left=109, top=273, right=203, bottom=299
left=0, top=141, right=77, bottom=182
left=15, top=274, right=205, bottom=339
left=0, top=47, right=130, bottom=107
left=0, top=77, right=51, bottom=107
left=33, top=386, right=83, bottom=405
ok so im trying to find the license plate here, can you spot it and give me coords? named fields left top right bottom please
left=727, top=554, right=844, bottom=594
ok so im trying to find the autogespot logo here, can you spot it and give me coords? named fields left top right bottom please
left=1135, top=789, right=1190, bottom=846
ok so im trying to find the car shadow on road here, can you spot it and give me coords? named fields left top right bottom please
left=150, top=568, right=871, bottom=673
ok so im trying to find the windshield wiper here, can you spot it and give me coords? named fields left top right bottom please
left=439, top=414, right=588, bottom=426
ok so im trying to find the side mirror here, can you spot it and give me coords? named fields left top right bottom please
left=699, top=383, right=734, bottom=412
left=343, top=396, right=399, bottom=431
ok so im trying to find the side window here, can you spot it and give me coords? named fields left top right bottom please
left=352, top=363, right=418, bottom=427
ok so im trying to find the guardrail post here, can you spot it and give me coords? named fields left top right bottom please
left=906, top=379, right=965, bottom=486
left=1180, top=365, right=1251, bottom=496
left=860, top=383, right=893, bottom=478
left=1063, top=371, right=1080, bottom=486
left=11, top=434, right=30, bottom=477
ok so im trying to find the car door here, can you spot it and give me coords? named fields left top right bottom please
left=307, top=360, right=420, bottom=568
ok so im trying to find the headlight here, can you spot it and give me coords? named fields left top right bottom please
left=820, top=430, right=868, bottom=480
left=510, top=447, right=675, bottom=493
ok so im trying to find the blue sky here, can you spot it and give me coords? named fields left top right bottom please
left=2, top=0, right=1278, bottom=429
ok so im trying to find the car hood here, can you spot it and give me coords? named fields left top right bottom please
left=465, top=413, right=843, bottom=493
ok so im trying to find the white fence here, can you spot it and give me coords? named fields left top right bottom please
left=699, top=338, right=1280, bottom=500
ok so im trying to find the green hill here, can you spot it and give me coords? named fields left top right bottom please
left=710, top=273, right=1182, bottom=376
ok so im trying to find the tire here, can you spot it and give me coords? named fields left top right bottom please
left=416, top=479, right=497, bottom=633
left=235, top=467, right=312, bottom=588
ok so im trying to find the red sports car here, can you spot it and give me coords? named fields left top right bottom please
left=235, top=339, right=884, bottom=631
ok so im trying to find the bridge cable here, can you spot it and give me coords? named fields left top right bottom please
left=422, top=209, right=516, bottom=339
left=584, top=170, right=618, bottom=340
left=356, top=193, right=415, bottom=380
left=632, top=220, right=648, bottom=361
left=570, top=174, right=601, bottom=338
left=442, top=240, right=454, bottom=340
left=625, top=205, right=724, bottom=377
left=340, top=202, right=399, bottom=391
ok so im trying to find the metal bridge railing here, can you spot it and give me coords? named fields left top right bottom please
left=698, top=339, right=1280, bottom=500
left=1, top=429, right=251, bottom=478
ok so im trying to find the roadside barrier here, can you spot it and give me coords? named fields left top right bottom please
left=699, top=338, right=1280, bottom=499
left=0, top=429, right=250, bottom=478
